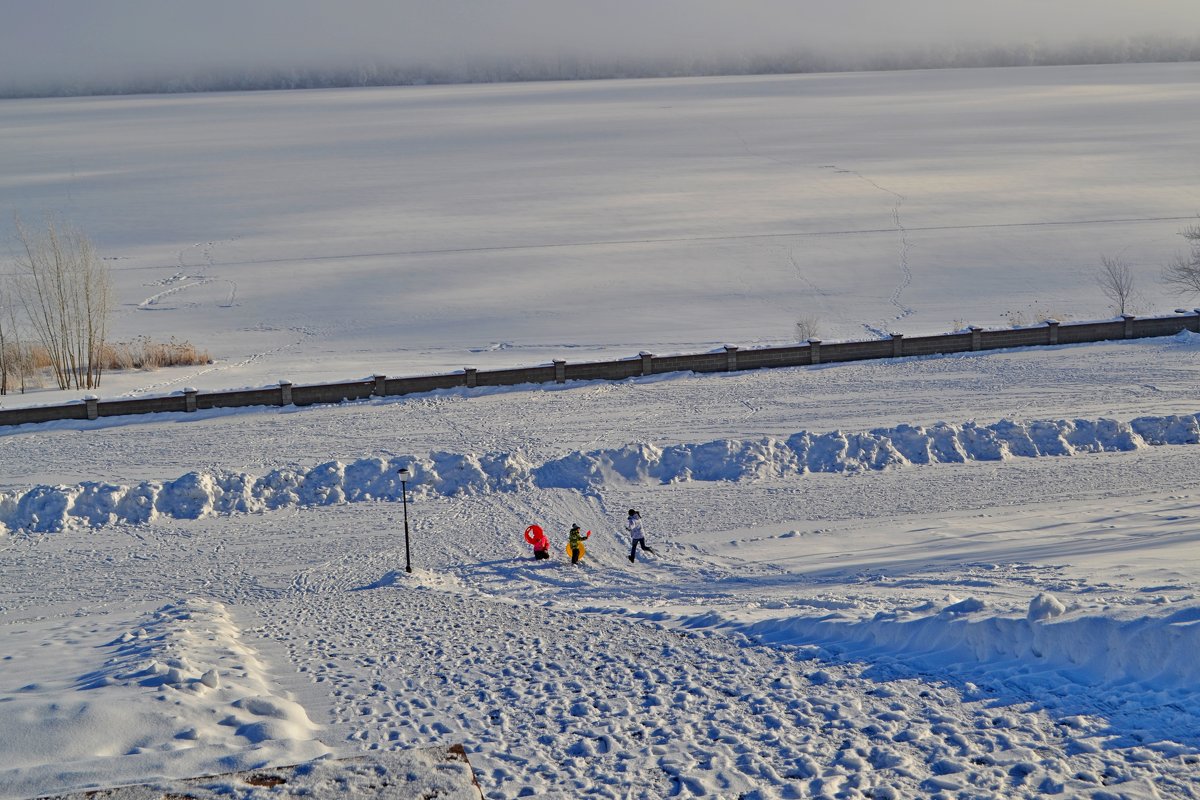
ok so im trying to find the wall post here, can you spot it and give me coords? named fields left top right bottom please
left=554, top=359, right=566, bottom=384
left=639, top=351, right=654, bottom=376
left=464, top=368, right=477, bottom=389
left=808, top=338, right=822, bottom=365
left=891, top=333, right=904, bottom=358
left=969, top=325, right=983, bottom=351
left=1121, top=313, right=1135, bottom=338
left=724, top=344, right=739, bottom=371
left=1045, top=319, right=1060, bottom=345
left=183, top=387, right=198, bottom=413
left=373, top=374, right=387, bottom=396
left=84, top=395, right=98, bottom=421
left=279, top=380, right=293, bottom=406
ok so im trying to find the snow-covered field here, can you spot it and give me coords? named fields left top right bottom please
left=5, top=62, right=1200, bottom=799
left=3, top=62, right=1200, bottom=400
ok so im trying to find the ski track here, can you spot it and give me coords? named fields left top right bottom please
left=136, top=276, right=214, bottom=309
left=725, top=128, right=834, bottom=323
left=822, top=165, right=914, bottom=336
left=134, top=241, right=238, bottom=311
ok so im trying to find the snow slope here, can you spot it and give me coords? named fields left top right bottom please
left=4, top=337, right=1200, bottom=798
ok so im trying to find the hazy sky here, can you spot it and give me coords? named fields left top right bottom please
left=4, top=0, right=1199, bottom=93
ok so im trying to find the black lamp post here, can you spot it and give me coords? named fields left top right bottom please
left=398, top=468, right=412, bottom=573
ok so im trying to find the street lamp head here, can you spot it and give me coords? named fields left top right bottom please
left=398, top=468, right=409, bottom=478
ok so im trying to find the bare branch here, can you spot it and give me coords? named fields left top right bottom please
left=1161, top=218, right=1200, bottom=298
left=1096, top=255, right=1135, bottom=316
left=794, top=316, right=821, bottom=342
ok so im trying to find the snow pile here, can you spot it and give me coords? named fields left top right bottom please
left=1028, top=592, right=1068, bottom=621
left=4, top=412, right=1200, bottom=533
left=42, top=750, right=481, bottom=800
left=85, top=599, right=324, bottom=747
left=673, top=593, right=1200, bottom=708
left=0, top=599, right=328, bottom=800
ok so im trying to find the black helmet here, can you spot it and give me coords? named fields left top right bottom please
left=628, top=509, right=638, bottom=516
left=570, top=523, right=580, bottom=530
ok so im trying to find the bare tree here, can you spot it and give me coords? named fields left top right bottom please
left=0, top=278, right=10, bottom=395
left=1096, top=255, right=1135, bottom=316
left=794, top=316, right=821, bottom=342
left=11, top=216, right=113, bottom=390
left=0, top=278, right=35, bottom=395
left=1161, top=219, right=1200, bottom=296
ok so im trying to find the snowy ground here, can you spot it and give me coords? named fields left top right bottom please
left=4, top=61, right=1200, bottom=798
left=5, top=336, right=1200, bottom=798
left=2, top=62, right=1200, bottom=405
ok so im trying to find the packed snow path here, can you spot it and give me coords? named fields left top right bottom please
left=5, top=483, right=1200, bottom=799
left=278, top=584, right=1193, bottom=799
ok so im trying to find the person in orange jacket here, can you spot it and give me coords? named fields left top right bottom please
left=524, top=524, right=550, bottom=560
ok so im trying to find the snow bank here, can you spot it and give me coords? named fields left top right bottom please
left=82, top=599, right=323, bottom=746
left=35, top=750, right=482, bottom=800
left=4, top=412, right=1200, bottom=533
left=669, top=594, right=1200, bottom=715
left=0, top=599, right=329, bottom=800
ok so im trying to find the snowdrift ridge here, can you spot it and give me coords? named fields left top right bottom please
left=3, top=412, right=1199, bottom=533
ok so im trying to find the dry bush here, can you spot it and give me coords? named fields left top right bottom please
left=1, top=343, right=46, bottom=393
left=794, top=316, right=821, bottom=342
left=28, top=345, right=53, bottom=369
left=100, top=337, right=211, bottom=371
left=1002, top=310, right=1027, bottom=328
left=12, top=216, right=112, bottom=389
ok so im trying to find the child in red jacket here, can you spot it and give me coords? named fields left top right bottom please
left=524, top=524, right=550, bottom=560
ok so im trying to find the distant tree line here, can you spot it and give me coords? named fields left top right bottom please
left=3, top=35, right=1199, bottom=98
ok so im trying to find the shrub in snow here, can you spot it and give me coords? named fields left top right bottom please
left=1028, top=592, right=1067, bottom=621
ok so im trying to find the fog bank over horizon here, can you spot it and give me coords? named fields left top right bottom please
left=4, top=0, right=1200, bottom=97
